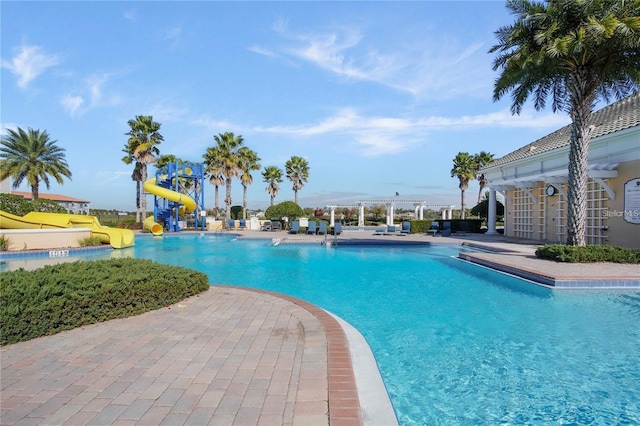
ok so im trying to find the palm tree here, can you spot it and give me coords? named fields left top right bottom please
left=238, top=148, right=261, bottom=219
left=285, top=156, right=310, bottom=206
left=0, top=127, right=72, bottom=199
left=203, top=132, right=245, bottom=222
left=474, top=151, right=495, bottom=205
left=123, top=116, right=163, bottom=222
left=490, top=0, right=640, bottom=246
left=262, top=166, right=283, bottom=206
left=451, top=152, right=477, bottom=220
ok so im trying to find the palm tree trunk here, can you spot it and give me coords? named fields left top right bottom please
left=31, top=182, right=39, bottom=200
left=225, top=180, right=232, bottom=221
left=294, top=190, right=298, bottom=206
left=214, top=185, right=220, bottom=219
left=135, top=181, right=141, bottom=223
left=270, top=195, right=274, bottom=206
left=477, top=183, right=485, bottom=205
left=140, top=166, right=148, bottom=221
left=242, top=185, right=248, bottom=219
left=460, top=189, right=466, bottom=220
left=566, top=96, right=593, bottom=246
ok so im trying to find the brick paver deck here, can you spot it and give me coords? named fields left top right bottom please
left=1, top=286, right=362, bottom=426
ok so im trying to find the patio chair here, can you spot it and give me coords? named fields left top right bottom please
left=384, top=225, right=398, bottom=235
left=260, top=221, right=272, bottom=231
left=289, top=220, right=300, bottom=234
left=374, top=226, right=386, bottom=235
left=238, top=219, right=247, bottom=230
left=318, top=222, right=327, bottom=235
left=441, top=221, right=452, bottom=237
left=400, top=221, right=411, bottom=235
left=333, top=222, right=343, bottom=235
left=427, top=221, right=439, bottom=236
left=270, top=219, right=282, bottom=231
left=227, top=219, right=236, bottom=230
left=307, top=221, right=317, bottom=234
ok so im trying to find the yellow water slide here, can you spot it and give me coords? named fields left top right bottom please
left=0, top=211, right=135, bottom=249
left=142, top=177, right=197, bottom=236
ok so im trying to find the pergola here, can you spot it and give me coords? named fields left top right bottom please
left=324, top=200, right=455, bottom=227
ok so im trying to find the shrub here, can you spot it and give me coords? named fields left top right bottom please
left=78, top=235, right=104, bottom=247
left=0, top=258, right=210, bottom=345
left=0, top=234, right=10, bottom=251
left=265, top=201, right=304, bottom=221
left=535, top=244, right=640, bottom=263
left=0, top=193, right=32, bottom=216
left=30, top=198, right=66, bottom=213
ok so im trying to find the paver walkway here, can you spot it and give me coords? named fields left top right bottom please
left=1, top=287, right=362, bottom=425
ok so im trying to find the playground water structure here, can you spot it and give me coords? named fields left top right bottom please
left=143, top=161, right=206, bottom=235
left=0, top=211, right=134, bottom=249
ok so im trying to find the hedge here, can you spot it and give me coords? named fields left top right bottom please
left=0, top=258, right=210, bottom=345
left=535, top=244, right=640, bottom=263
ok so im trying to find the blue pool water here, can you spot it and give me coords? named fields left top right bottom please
left=3, top=234, right=639, bottom=424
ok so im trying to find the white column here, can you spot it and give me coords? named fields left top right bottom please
left=414, top=205, right=419, bottom=219
left=441, top=209, right=446, bottom=220
left=447, top=208, right=453, bottom=220
left=359, top=205, right=365, bottom=227
left=419, top=206, right=424, bottom=220
left=330, top=208, right=336, bottom=227
left=486, top=189, right=498, bottom=235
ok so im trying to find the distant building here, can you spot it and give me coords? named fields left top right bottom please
left=9, top=189, right=91, bottom=215
left=481, top=92, right=640, bottom=248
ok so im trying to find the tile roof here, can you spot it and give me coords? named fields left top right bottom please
left=10, top=191, right=90, bottom=203
left=484, top=91, right=640, bottom=169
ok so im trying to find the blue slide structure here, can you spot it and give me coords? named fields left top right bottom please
left=143, top=162, right=206, bottom=234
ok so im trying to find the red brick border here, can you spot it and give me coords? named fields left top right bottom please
left=231, top=287, right=364, bottom=426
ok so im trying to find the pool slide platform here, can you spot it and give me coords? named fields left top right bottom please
left=142, top=174, right=198, bottom=236
left=0, top=210, right=135, bottom=249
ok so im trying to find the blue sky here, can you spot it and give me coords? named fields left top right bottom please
left=1, top=1, right=572, bottom=212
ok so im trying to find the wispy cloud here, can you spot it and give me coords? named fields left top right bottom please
left=252, top=22, right=493, bottom=99
left=60, top=73, right=121, bottom=116
left=1, top=45, right=60, bottom=88
left=251, top=107, right=569, bottom=156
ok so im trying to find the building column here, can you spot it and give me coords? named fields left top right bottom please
left=358, top=205, right=365, bottom=227
left=329, top=208, right=336, bottom=227
left=419, top=206, right=425, bottom=220
left=441, top=209, right=447, bottom=220
left=414, top=205, right=420, bottom=219
left=486, top=188, right=498, bottom=235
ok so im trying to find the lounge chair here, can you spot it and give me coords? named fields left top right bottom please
left=384, top=225, right=397, bottom=235
left=307, top=221, right=317, bottom=234
left=400, top=221, right=411, bottom=235
left=374, top=226, right=386, bottom=235
left=441, top=221, right=452, bottom=237
left=427, top=221, right=439, bottom=236
left=318, top=222, right=327, bottom=235
left=260, top=221, right=272, bottom=231
left=227, top=219, right=236, bottom=230
left=333, top=222, right=343, bottom=235
left=238, top=219, right=247, bottom=230
left=270, top=219, right=282, bottom=231
left=289, top=220, right=300, bottom=234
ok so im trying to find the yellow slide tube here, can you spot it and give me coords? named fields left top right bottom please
left=0, top=210, right=135, bottom=249
left=142, top=178, right=197, bottom=235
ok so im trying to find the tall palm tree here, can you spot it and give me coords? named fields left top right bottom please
left=238, top=148, right=261, bottom=219
left=490, top=0, right=640, bottom=246
left=285, top=156, right=310, bottom=206
left=123, top=116, right=163, bottom=222
left=474, top=151, right=495, bottom=205
left=451, top=152, right=477, bottom=220
left=203, top=132, right=245, bottom=222
left=262, top=166, right=283, bottom=206
left=0, top=127, right=72, bottom=199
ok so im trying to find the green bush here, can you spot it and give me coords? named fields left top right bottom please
left=265, top=201, right=304, bottom=221
left=535, top=244, right=640, bottom=263
left=0, top=234, right=10, bottom=251
left=0, top=258, right=210, bottom=345
left=0, top=193, right=33, bottom=216
left=30, top=198, right=66, bottom=213
left=78, top=235, right=104, bottom=247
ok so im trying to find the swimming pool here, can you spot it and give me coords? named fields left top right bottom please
left=3, top=234, right=639, bottom=424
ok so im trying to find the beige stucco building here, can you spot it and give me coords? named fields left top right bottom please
left=482, top=92, right=640, bottom=248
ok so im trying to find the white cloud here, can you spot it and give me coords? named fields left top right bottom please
left=1, top=45, right=60, bottom=88
left=61, top=95, right=84, bottom=116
